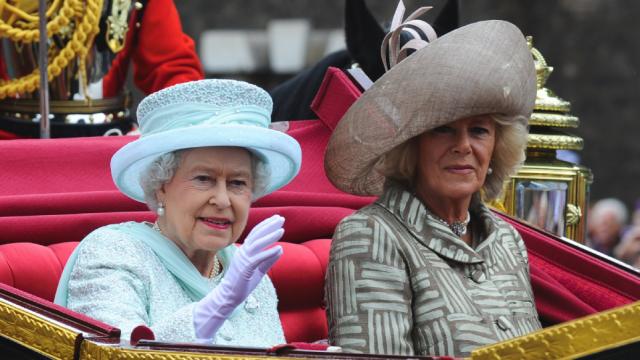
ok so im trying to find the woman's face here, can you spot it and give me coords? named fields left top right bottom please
left=415, top=115, right=496, bottom=201
left=157, top=147, right=253, bottom=257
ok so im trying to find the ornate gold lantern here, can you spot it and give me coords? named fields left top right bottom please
left=501, top=37, right=593, bottom=243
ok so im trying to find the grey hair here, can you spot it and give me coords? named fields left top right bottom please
left=140, top=148, right=270, bottom=212
left=591, top=198, right=629, bottom=225
left=375, top=114, right=528, bottom=200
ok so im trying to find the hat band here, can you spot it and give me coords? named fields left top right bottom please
left=140, top=104, right=270, bottom=137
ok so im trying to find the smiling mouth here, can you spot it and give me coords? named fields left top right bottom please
left=200, top=217, right=232, bottom=229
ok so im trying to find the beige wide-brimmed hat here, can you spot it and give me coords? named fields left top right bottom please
left=325, top=20, right=536, bottom=195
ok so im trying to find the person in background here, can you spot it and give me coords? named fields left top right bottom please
left=587, top=198, right=628, bottom=257
left=614, top=225, right=640, bottom=268
left=323, top=4, right=541, bottom=357
left=629, top=199, right=640, bottom=227
left=55, top=79, right=301, bottom=345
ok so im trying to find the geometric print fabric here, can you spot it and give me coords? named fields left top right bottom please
left=326, top=185, right=542, bottom=357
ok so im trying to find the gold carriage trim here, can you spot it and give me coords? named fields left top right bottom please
left=527, top=133, right=584, bottom=151
left=0, top=298, right=79, bottom=359
left=471, top=301, right=640, bottom=359
left=80, top=340, right=309, bottom=360
left=529, top=112, right=579, bottom=128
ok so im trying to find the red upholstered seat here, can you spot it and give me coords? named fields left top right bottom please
left=0, top=242, right=76, bottom=301
left=0, top=209, right=335, bottom=342
left=271, top=240, right=331, bottom=342
left=0, top=113, right=368, bottom=342
left=1, top=208, right=638, bottom=343
left=0, top=232, right=333, bottom=343
left=1, top=135, right=639, bottom=343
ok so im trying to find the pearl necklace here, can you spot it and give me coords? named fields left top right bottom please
left=152, top=221, right=220, bottom=279
left=208, top=255, right=221, bottom=279
left=432, top=211, right=471, bottom=237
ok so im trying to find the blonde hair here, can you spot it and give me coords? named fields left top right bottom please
left=375, top=114, right=528, bottom=200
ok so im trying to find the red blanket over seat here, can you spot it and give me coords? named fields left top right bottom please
left=0, top=68, right=638, bottom=342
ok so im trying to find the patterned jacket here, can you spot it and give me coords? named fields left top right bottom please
left=325, top=185, right=541, bottom=357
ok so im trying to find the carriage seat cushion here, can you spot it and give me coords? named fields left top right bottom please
left=0, top=242, right=77, bottom=302
left=0, top=238, right=331, bottom=343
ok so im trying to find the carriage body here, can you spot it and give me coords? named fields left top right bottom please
left=0, top=68, right=638, bottom=359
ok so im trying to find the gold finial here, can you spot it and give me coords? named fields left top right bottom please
left=526, top=36, right=581, bottom=149
left=527, top=36, right=553, bottom=90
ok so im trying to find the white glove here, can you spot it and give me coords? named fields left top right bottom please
left=193, top=214, right=284, bottom=340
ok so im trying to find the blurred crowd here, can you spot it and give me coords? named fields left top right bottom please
left=587, top=198, right=640, bottom=268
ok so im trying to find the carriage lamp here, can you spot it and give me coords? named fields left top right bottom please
left=500, top=37, right=593, bottom=243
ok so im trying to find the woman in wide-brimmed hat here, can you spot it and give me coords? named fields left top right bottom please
left=55, top=79, right=301, bottom=345
left=324, top=5, right=542, bottom=357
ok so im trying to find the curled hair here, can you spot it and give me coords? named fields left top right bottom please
left=483, top=114, right=528, bottom=200
left=139, top=148, right=270, bottom=211
left=141, top=151, right=183, bottom=212
left=375, top=114, right=529, bottom=200
left=375, top=137, right=419, bottom=190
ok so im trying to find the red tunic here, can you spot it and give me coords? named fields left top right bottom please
left=102, top=0, right=204, bottom=97
left=0, top=0, right=203, bottom=139
left=0, top=0, right=204, bottom=98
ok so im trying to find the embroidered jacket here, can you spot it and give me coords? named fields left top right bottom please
left=325, top=184, right=542, bottom=357
left=63, top=224, right=285, bottom=346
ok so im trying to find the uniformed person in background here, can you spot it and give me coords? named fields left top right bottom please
left=0, top=0, right=203, bottom=138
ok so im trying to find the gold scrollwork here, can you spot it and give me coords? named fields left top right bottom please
left=472, top=301, right=640, bottom=359
left=81, top=339, right=307, bottom=360
left=0, top=300, right=78, bottom=359
left=530, top=112, right=579, bottom=128
left=527, top=133, right=584, bottom=151
left=565, top=203, right=582, bottom=226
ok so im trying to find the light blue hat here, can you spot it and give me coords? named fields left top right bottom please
left=111, top=79, right=302, bottom=202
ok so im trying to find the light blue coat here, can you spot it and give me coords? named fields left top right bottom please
left=55, top=222, right=285, bottom=346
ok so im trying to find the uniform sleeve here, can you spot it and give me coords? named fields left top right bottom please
left=66, top=228, right=198, bottom=342
left=325, top=212, right=414, bottom=355
left=131, top=0, right=204, bottom=93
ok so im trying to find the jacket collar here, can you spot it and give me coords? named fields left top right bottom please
left=377, top=184, right=499, bottom=264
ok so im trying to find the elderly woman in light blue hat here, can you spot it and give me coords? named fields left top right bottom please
left=55, top=79, right=301, bottom=346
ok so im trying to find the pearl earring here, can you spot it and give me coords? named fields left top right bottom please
left=487, top=167, right=493, bottom=175
left=157, top=202, right=165, bottom=216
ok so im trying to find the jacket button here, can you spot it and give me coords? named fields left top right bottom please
left=496, top=316, right=512, bottom=331
left=470, top=269, right=486, bottom=283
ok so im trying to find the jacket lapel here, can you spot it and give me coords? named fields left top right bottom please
left=377, top=185, right=487, bottom=264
